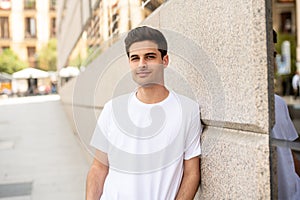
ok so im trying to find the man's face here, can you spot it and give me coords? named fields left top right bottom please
left=128, top=40, right=168, bottom=87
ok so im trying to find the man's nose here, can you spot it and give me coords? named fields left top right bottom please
left=138, top=58, right=147, bottom=68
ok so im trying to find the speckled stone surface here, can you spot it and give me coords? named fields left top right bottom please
left=156, top=0, right=272, bottom=134
left=197, top=126, right=270, bottom=199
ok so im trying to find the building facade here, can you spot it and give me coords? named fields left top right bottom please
left=0, top=0, right=56, bottom=68
left=56, top=0, right=165, bottom=70
left=273, top=0, right=296, bottom=35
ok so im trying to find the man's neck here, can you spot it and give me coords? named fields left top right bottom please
left=136, top=84, right=169, bottom=104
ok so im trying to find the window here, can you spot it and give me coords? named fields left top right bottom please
left=141, top=0, right=165, bottom=12
left=50, top=0, right=56, bottom=10
left=109, top=3, right=119, bottom=37
left=25, top=17, right=36, bottom=38
left=111, top=13, right=119, bottom=35
left=50, top=17, right=56, bottom=37
left=24, top=0, right=36, bottom=10
left=0, top=17, right=9, bottom=39
left=87, top=11, right=101, bottom=49
left=280, top=12, right=292, bottom=33
left=140, top=0, right=166, bottom=18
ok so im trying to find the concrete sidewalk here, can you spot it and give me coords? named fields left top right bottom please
left=0, top=95, right=89, bottom=200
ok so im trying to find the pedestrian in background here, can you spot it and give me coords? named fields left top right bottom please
left=272, top=95, right=300, bottom=199
left=292, top=71, right=300, bottom=100
left=86, top=26, right=202, bottom=200
left=272, top=29, right=300, bottom=200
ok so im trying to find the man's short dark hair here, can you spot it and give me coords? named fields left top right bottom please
left=124, top=26, right=168, bottom=59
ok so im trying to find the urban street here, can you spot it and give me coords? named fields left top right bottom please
left=0, top=95, right=89, bottom=200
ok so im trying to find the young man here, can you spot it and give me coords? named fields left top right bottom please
left=86, top=26, right=202, bottom=200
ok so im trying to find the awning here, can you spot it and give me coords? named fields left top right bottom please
left=0, top=72, right=12, bottom=82
left=59, top=66, right=80, bottom=78
left=12, top=68, right=49, bottom=79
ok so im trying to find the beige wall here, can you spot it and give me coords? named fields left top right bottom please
left=58, top=0, right=93, bottom=70
left=59, top=0, right=273, bottom=198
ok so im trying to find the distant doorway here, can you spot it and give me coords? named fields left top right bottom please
left=27, top=77, right=37, bottom=95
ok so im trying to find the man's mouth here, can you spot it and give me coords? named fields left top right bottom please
left=136, top=71, right=151, bottom=77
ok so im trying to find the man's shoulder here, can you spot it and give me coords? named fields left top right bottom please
left=100, top=94, right=133, bottom=117
left=172, top=91, right=200, bottom=113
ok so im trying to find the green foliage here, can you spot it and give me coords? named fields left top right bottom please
left=69, top=54, right=83, bottom=67
left=0, top=49, right=27, bottom=74
left=37, top=38, right=57, bottom=71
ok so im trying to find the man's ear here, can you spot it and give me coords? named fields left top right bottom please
left=163, top=55, right=169, bottom=68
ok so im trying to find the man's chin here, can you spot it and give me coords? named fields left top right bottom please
left=133, top=77, right=163, bottom=88
left=137, top=82, right=154, bottom=87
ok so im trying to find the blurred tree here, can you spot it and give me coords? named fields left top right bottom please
left=38, top=38, right=57, bottom=71
left=0, top=49, right=27, bottom=74
left=69, top=54, right=83, bottom=67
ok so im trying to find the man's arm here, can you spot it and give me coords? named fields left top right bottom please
left=86, top=150, right=109, bottom=200
left=175, top=156, right=201, bottom=200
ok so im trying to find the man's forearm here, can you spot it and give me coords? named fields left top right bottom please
left=175, top=157, right=200, bottom=200
left=175, top=172, right=200, bottom=200
left=86, top=165, right=108, bottom=200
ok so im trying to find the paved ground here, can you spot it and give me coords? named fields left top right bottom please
left=0, top=95, right=89, bottom=200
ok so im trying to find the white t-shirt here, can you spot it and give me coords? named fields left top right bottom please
left=272, top=95, right=300, bottom=200
left=292, top=74, right=300, bottom=90
left=90, top=90, right=202, bottom=200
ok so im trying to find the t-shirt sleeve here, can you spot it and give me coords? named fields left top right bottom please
left=184, top=105, right=202, bottom=160
left=90, top=102, right=111, bottom=153
left=272, top=95, right=299, bottom=141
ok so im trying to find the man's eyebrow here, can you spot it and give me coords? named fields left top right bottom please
left=130, top=52, right=157, bottom=58
left=145, top=52, right=157, bottom=56
left=130, top=54, right=139, bottom=59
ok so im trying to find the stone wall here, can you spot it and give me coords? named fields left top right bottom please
left=60, top=0, right=274, bottom=198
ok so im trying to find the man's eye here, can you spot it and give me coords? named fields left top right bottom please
left=146, top=55, right=155, bottom=59
left=131, top=57, right=139, bottom=61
